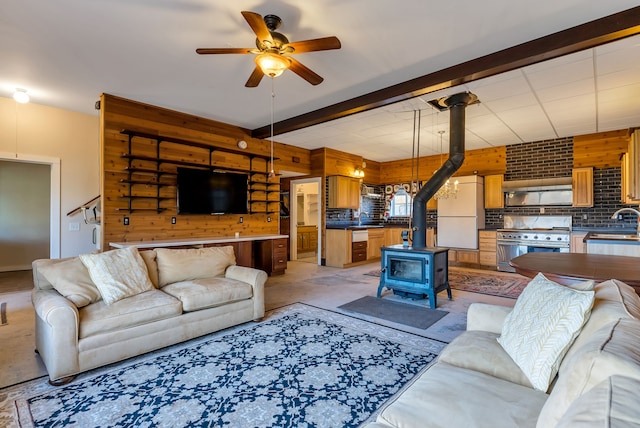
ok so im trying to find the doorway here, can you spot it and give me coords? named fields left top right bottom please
left=290, top=177, right=321, bottom=265
left=0, top=153, right=61, bottom=269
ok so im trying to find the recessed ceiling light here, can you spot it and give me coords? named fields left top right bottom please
left=13, top=88, right=30, bottom=104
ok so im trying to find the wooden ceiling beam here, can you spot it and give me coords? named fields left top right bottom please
left=251, top=6, right=640, bottom=139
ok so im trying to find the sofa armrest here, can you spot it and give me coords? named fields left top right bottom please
left=466, top=303, right=512, bottom=333
left=225, top=265, right=267, bottom=320
left=31, top=289, right=80, bottom=381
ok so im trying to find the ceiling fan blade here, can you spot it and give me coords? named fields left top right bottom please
left=245, top=66, right=265, bottom=88
left=241, top=11, right=273, bottom=45
left=288, top=58, right=323, bottom=85
left=196, top=47, right=254, bottom=55
left=284, top=36, right=341, bottom=54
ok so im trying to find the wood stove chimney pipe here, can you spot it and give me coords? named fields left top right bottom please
left=411, top=92, right=477, bottom=248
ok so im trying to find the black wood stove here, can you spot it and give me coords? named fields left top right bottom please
left=377, top=245, right=451, bottom=309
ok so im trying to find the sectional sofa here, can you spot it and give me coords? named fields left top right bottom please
left=367, top=275, right=640, bottom=427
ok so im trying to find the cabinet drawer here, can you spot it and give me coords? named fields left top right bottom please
left=352, top=241, right=367, bottom=250
left=479, top=251, right=496, bottom=266
left=352, top=250, right=367, bottom=262
left=273, top=239, right=287, bottom=250
left=273, top=256, right=288, bottom=269
left=479, top=239, right=497, bottom=251
left=457, top=250, right=479, bottom=264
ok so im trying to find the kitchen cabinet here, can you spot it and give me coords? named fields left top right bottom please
left=570, top=232, right=587, bottom=253
left=328, top=176, right=360, bottom=209
left=296, top=225, right=317, bottom=253
left=484, top=174, right=504, bottom=209
left=572, top=167, right=593, bottom=207
left=367, top=228, right=385, bottom=260
left=622, top=151, right=640, bottom=204
left=254, top=238, right=288, bottom=276
left=622, top=129, right=640, bottom=203
left=448, top=249, right=480, bottom=264
left=479, top=230, right=497, bottom=266
left=384, top=228, right=405, bottom=247
left=352, top=241, right=368, bottom=262
left=325, top=229, right=352, bottom=267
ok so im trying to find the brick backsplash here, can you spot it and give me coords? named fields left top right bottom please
left=506, top=137, right=573, bottom=180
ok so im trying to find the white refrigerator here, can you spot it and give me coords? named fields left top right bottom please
left=436, top=176, right=485, bottom=249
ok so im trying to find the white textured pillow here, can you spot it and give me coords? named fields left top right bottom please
left=155, top=246, right=236, bottom=287
left=38, top=258, right=102, bottom=307
left=79, top=247, right=155, bottom=305
left=497, top=273, right=595, bottom=391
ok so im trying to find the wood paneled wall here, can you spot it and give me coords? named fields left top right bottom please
left=573, top=130, right=630, bottom=168
left=379, top=146, right=506, bottom=184
left=100, top=94, right=311, bottom=249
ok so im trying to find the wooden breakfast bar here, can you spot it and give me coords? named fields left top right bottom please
left=510, top=252, right=640, bottom=294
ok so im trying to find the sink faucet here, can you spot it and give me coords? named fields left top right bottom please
left=611, top=207, right=640, bottom=237
left=358, top=211, right=369, bottom=226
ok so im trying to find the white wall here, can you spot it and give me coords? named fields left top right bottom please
left=0, top=97, right=100, bottom=258
left=0, top=161, right=50, bottom=270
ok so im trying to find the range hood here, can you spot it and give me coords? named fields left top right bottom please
left=501, top=177, right=572, bottom=192
left=502, top=177, right=573, bottom=207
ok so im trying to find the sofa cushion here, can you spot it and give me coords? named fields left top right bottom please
left=375, top=362, right=548, bottom=428
left=162, top=277, right=252, bottom=312
left=536, top=318, right=640, bottom=427
left=555, top=375, right=640, bottom=428
left=80, top=246, right=155, bottom=305
left=561, top=279, right=640, bottom=369
left=439, top=330, right=532, bottom=388
left=78, top=289, right=182, bottom=339
left=37, top=257, right=102, bottom=307
left=155, top=246, right=236, bottom=287
left=497, top=273, right=595, bottom=392
left=139, top=249, right=159, bottom=288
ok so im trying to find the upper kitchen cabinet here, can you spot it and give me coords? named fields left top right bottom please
left=622, top=130, right=640, bottom=204
left=328, top=176, right=360, bottom=209
left=572, top=167, right=593, bottom=207
left=484, top=174, right=504, bottom=209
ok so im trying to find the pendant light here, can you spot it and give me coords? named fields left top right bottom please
left=268, top=76, right=276, bottom=178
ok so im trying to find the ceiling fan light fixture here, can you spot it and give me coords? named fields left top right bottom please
left=255, top=52, right=290, bottom=78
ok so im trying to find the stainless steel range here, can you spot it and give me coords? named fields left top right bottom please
left=497, top=215, right=572, bottom=272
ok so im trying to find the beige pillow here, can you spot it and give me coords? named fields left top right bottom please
left=79, top=246, right=155, bottom=305
left=497, top=272, right=595, bottom=392
left=155, top=246, right=236, bottom=287
left=38, top=258, right=102, bottom=307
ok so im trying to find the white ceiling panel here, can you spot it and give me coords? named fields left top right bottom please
left=3, top=2, right=639, bottom=162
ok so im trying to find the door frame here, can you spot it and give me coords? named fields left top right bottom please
left=290, top=177, right=322, bottom=264
left=0, top=152, right=61, bottom=259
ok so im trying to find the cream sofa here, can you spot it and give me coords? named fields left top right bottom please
left=32, top=245, right=267, bottom=385
left=367, top=276, right=640, bottom=428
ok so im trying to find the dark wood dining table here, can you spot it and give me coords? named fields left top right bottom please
left=509, top=252, right=640, bottom=294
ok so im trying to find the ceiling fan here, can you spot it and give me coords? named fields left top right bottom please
left=196, top=11, right=341, bottom=87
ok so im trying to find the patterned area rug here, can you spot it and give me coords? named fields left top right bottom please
left=3, top=304, right=443, bottom=428
left=365, top=266, right=530, bottom=299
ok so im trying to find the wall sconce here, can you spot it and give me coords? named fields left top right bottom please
left=354, top=167, right=365, bottom=178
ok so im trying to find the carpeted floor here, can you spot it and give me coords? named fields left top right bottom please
left=3, top=303, right=444, bottom=428
left=365, top=266, right=530, bottom=299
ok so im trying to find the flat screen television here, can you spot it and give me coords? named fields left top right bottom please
left=176, top=167, right=248, bottom=215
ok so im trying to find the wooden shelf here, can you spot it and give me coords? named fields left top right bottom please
left=120, top=129, right=281, bottom=215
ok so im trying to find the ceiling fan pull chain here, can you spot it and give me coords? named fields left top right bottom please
left=269, top=76, right=276, bottom=177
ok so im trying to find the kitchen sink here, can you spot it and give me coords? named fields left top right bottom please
left=587, top=233, right=640, bottom=241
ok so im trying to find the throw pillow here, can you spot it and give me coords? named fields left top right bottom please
left=38, top=258, right=102, bottom=307
left=155, top=246, right=236, bottom=287
left=497, top=272, right=595, bottom=392
left=79, top=246, right=155, bottom=305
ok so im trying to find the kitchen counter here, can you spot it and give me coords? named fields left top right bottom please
left=583, top=231, right=640, bottom=244
left=325, top=224, right=386, bottom=230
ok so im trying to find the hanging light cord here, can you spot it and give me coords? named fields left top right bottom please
left=269, top=77, right=275, bottom=177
